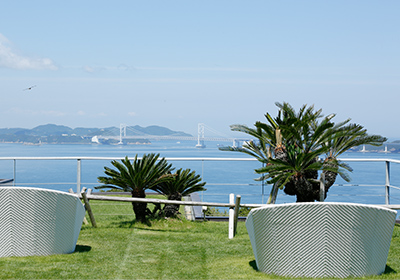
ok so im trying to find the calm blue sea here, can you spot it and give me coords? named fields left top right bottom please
left=1, top=141, right=400, bottom=208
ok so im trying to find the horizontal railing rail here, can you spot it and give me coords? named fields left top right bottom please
left=0, top=156, right=399, bottom=206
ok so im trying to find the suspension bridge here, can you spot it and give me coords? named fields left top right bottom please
left=91, top=123, right=250, bottom=148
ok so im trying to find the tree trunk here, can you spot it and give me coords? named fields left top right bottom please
left=267, top=182, right=279, bottom=204
left=323, top=157, right=338, bottom=191
left=163, top=192, right=182, bottom=217
left=293, top=175, right=315, bottom=202
left=323, top=170, right=337, bottom=190
left=131, top=188, right=147, bottom=223
left=283, top=180, right=296, bottom=195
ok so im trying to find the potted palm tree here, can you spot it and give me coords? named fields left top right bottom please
left=221, top=102, right=396, bottom=278
left=96, top=153, right=174, bottom=223
left=151, top=168, right=206, bottom=217
left=220, top=102, right=387, bottom=203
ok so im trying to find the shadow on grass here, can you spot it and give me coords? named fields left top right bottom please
left=135, top=226, right=188, bottom=233
left=249, top=260, right=258, bottom=271
left=249, top=260, right=397, bottom=276
left=384, top=265, right=396, bottom=274
left=114, top=219, right=150, bottom=228
left=111, top=218, right=187, bottom=233
left=112, top=217, right=162, bottom=228
left=74, top=245, right=92, bottom=253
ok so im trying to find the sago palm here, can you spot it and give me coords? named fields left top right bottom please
left=321, top=123, right=387, bottom=191
left=96, top=153, right=174, bottom=222
left=221, top=102, right=387, bottom=203
left=152, top=168, right=206, bottom=217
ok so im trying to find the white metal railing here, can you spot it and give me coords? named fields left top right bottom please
left=0, top=156, right=399, bottom=206
left=340, top=158, right=400, bottom=205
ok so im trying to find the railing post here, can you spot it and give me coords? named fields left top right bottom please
left=229, top=193, right=235, bottom=239
left=233, top=195, right=241, bottom=237
left=77, top=159, right=82, bottom=193
left=81, top=188, right=97, bottom=228
left=319, top=173, right=325, bottom=202
left=13, top=159, right=16, bottom=186
left=261, top=162, right=265, bottom=204
left=201, top=159, right=204, bottom=201
left=385, top=161, right=390, bottom=205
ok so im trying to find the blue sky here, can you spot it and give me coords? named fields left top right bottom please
left=1, top=1, right=399, bottom=138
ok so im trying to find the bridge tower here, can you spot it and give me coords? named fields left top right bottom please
left=196, top=123, right=206, bottom=148
left=119, top=124, right=127, bottom=145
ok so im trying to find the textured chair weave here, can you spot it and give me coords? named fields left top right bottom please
left=246, top=202, right=396, bottom=278
left=0, top=187, right=85, bottom=257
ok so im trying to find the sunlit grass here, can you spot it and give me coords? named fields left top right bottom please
left=1, top=197, right=400, bottom=279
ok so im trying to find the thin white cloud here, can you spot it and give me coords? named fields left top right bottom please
left=81, top=64, right=133, bottom=73
left=135, top=66, right=266, bottom=72
left=7, top=107, right=66, bottom=117
left=0, top=33, right=58, bottom=70
left=82, top=66, right=96, bottom=73
left=6, top=108, right=112, bottom=120
left=128, top=112, right=137, bottom=116
left=41, top=110, right=66, bottom=117
left=80, top=64, right=265, bottom=74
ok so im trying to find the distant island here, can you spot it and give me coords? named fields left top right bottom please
left=0, top=124, right=192, bottom=145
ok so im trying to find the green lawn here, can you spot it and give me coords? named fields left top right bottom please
left=1, top=198, right=400, bottom=279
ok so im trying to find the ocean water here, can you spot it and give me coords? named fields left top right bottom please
left=1, top=141, right=400, bottom=208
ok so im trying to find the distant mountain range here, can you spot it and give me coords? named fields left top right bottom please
left=0, top=124, right=192, bottom=145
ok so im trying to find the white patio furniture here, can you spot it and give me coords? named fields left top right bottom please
left=246, top=202, right=397, bottom=278
left=0, top=187, right=86, bottom=257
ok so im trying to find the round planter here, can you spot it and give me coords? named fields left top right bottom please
left=246, top=202, right=396, bottom=278
left=0, top=187, right=86, bottom=257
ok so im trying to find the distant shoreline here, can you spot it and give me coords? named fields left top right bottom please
left=0, top=141, right=152, bottom=146
left=1, top=141, right=400, bottom=154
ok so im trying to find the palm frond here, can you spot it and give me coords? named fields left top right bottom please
left=96, top=153, right=174, bottom=192
left=152, top=168, right=206, bottom=197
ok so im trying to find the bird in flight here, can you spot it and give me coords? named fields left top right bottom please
left=23, top=85, right=36, bottom=91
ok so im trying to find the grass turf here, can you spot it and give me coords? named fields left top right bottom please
left=1, top=197, right=400, bottom=279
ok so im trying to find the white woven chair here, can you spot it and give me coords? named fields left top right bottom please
left=246, top=202, right=397, bottom=278
left=0, top=187, right=86, bottom=257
